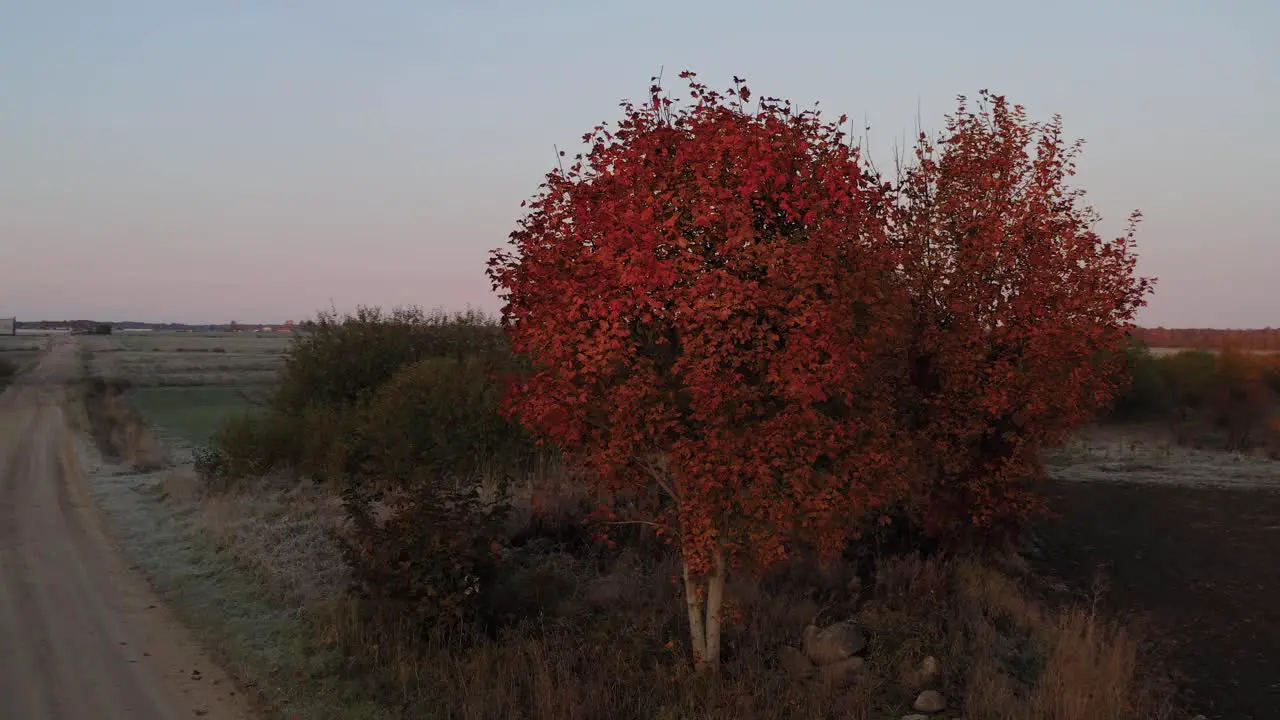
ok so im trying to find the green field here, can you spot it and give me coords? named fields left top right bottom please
left=0, top=335, right=46, bottom=377
left=81, top=331, right=292, bottom=445
left=128, top=385, right=270, bottom=444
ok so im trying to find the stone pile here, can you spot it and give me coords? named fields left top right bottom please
left=779, top=622, right=954, bottom=718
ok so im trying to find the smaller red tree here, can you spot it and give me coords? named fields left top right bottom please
left=887, top=92, right=1154, bottom=542
left=490, top=73, right=907, bottom=671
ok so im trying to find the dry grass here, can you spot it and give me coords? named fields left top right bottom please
left=80, top=377, right=169, bottom=471
left=1046, top=424, right=1280, bottom=490
left=0, top=336, right=47, bottom=379
left=949, top=558, right=1174, bottom=720
left=163, top=473, right=349, bottom=607
left=146, top=465, right=1187, bottom=720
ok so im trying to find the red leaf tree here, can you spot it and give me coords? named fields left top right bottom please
left=489, top=73, right=908, bottom=672
left=887, top=92, right=1153, bottom=542
left=490, top=75, right=1154, bottom=672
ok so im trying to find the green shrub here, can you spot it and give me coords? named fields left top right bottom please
left=209, top=411, right=292, bottom=482
left=212, top=305, right=511, bottom=483
left=273, top=305, right=505, bottom=418
left=1265, top=364, right=1280, bottom=396
left=1109, top=341, right=1172, bottom=421
left=206, top=304, right=550, bottom=629
left=1105, top=345, right=1280, bottom=452
left=1205, top=349, right=1277, bottom=450
left=338, top=354, right=547, bottom=631
left=294, top=403, right=357, bottom=482
left=1155, top=349, right=1218, bottom=410
left=352, top=355, right=542, bottom=486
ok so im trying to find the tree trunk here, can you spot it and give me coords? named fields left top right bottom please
left=682, top=548, right=727, bottom=673
left=681, top=560, right=708, bottom=668
left=704, top=550, right=726, bottom=672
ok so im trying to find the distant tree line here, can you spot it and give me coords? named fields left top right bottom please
left=1134, top=327, right=1280, bottom=351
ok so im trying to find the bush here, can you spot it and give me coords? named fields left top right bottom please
left=352, top=355, right=543, bottom=485
left=206, top=304, right=546, bottom=631
left=1207, top=349, right=1277, bottom=450
left=192, top=445, right=230, bottom=485
left=1156, top=349, right=1218, bottom=411
left=339, top=481, right=508, bottom=632
left=1105, top=345, right=1280, bottom=452
left=0, top=358, right=16, bottom=388
left=338, top=354, right=546, bottom=631
left=213, top=305, right=511, bottom=483
left=1109, top=341, right=1172, bottom=421
left=274, top=305, right=504, bottom=418
left=880, top=94, right=1150, bottom=550
left=209, top=411, right=292, bottom=482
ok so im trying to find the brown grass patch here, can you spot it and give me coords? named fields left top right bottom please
left=80, top=377, right=168, bottom=471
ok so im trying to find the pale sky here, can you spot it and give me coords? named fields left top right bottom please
left=2, top=1, right=1276, bottom=326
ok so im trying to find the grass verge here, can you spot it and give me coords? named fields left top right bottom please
left=72, top=376, right=388, bottom=719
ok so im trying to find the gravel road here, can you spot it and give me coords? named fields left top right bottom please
left=0, top=338, right=253, bottom=719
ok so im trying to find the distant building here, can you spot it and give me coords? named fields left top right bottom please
left=0, top=317, right=14, bottom=335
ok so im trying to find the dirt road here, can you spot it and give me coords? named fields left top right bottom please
left=0, top=338, right=253, bottom=719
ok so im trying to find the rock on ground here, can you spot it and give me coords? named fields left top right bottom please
left=778, top=645, right=814, bottom=679
left=912, top=689, right=947, bottom=713
left=802, top=621, right=867, bottom=666
left=816, top=655, right=865, bottom=687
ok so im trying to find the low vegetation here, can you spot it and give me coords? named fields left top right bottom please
left=1111, top=341, right=1280, bottom=454
left=79, top=376, right=168, bottom=471
left=1133, top=326, right=1280, bottom=352
left=0, top=357, right=16, bottom=390
left=0, top=336, right=45, bottom=382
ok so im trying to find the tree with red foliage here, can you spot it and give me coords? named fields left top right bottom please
left=490, top=73, right=908, bottom=672
left=491, top=74, right=1153, bottom=672
left=887, top=92, right=1153, bottom=542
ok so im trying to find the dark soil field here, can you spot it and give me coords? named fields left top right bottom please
left=1034, top=479, right=1280, bottom=720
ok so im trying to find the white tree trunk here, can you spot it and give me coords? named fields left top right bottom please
left=704, top=550, right=726, bottom=673
left=682, top=548, right=727, bottom=673
left=681, top=560, right=708, bottom=668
